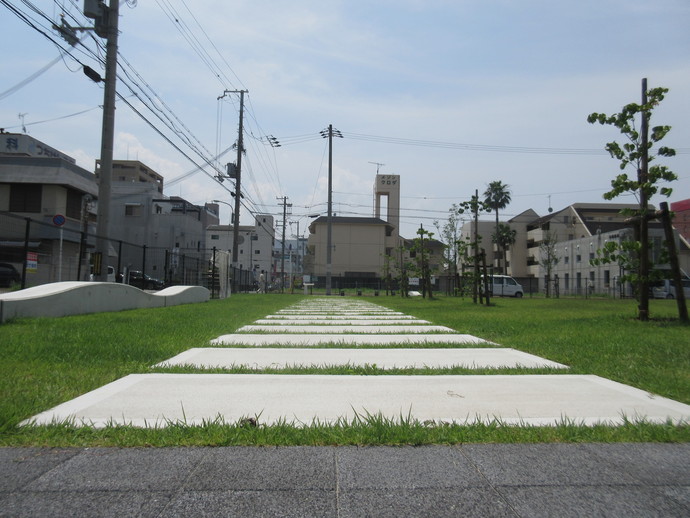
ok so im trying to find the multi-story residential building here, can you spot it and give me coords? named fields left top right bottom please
left=206, top=213, right=275, bottom=283
left=0, top=132, right=98, bottom=285
left=1, top=137, right=220, bottom=286
left=100, top=160, right=219, bottom=283
left=497, top=203, right=687, bottom=295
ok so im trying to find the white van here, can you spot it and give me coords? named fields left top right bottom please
left=89, top=265, right=116, bottom=282
left=482, top=275, right=524, bottom=298
left=650, top=278, right=690, bottom=299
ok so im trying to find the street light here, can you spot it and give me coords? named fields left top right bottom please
left=212, top=200, right=234, bottom=225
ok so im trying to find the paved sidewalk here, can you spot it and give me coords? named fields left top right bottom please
left=1, top=443, right=689, bottom=517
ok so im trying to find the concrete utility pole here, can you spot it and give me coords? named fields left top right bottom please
left=320, top=125, right=342, bottom=295
left=278, top=196, right=292, bottom=293
left=217, top=90, right=246, bottom=293
left=93, top=0, right=119, bottom=280
left=232, top=90, right=246, bottom=270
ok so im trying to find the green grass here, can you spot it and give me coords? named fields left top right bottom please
left=0, top=293, right=688, bottom=446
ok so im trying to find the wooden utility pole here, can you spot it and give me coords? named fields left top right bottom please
left=638, top=78, right=650, bottom=320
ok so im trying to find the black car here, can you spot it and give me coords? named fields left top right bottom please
left=126, top=270, right=165, bottom=290
left=0, top=263, right=21, bottom=287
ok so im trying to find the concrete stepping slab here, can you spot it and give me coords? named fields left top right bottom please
left=237, top=325, right=456, bottom=334
left=276, top=310, right=403, bottom=315
left=155, top=347, right=568, bottom=370
left=210, top=334, right=493, bottom=346
left=23, top=374, right=690, bottom=428
left=253, top=319, right=431, bottom=325
left=261, top=315, right=421, bottom=320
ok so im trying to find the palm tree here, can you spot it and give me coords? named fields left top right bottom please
left=483, top=181, right=512, bottom=273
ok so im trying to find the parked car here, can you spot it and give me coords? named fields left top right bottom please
left=481, top=274, right=524, bottom=298
left=126, top=270, right=165, bottom=290
left=650, top=278, right=690, bottom=299
left=0, top=263, right=21, bottom=287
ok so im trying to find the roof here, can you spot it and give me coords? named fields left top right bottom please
left=308, top=216, right=394, bottom=233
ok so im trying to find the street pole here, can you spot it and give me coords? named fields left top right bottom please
left=232, top=90, right=245, bottom=271
left=319, top=125, right=342, bottom=295
left=95, top=0, right=119, bottom=280
left=326, top=124, right=333, bottom=295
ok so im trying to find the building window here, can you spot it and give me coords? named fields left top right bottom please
left=576, top=254, right=581, bottom=263
left=125, top=204, right=142, bottom=216
left=9, top=184, right=42, bottom=213
left=66, top=189, right=82, bottom=219
left=564, top=256, right=569, bottom=264
left=255, top=250, right=261, bottom=255
left=211, top=235, right=219, bottom=240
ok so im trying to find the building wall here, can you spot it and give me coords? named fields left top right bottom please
left=671, top=199, right=690, bottom=242
left=206, top=214, right=274, bottom=280
left=0, top=152, right=98, bottom=286
left=309, top=220, right=388, bottom=277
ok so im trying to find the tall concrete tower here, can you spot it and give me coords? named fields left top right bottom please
left=374, top=174, right=400, bottom=235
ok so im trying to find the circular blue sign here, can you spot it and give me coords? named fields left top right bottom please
left=53, top=214, right=66, bottom=226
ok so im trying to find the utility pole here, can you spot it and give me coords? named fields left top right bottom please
left=320, top=124, right=342, bottom=295
left=218, top=90, right=247, bottom=292
left=92, top=0, right=119, bottom=280
left=278, top=196, right=292, bottom=293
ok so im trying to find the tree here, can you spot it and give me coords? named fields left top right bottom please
left=587, top=79, right=677, bottom=320
left=538, top=231, right=559, bottom=298
left=458, top=191, right=492, bottom=304
left=409, top=225, right=435, bottom=299
left=492, top=223, right=517, bottom=272
left=434, top=204, right=463, bottom=295
left=483, top=181, right=512, bottom=274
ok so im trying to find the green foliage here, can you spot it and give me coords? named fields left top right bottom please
left=587, top=86, right=678, bottom=201
left=483, top=180, right=512, bottom=215
left=590, top=240, right=669, bottom=287
left=492, top=222, right=516, bottom=250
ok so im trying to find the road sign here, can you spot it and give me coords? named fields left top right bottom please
left=52, top=214, right=66, bottom=226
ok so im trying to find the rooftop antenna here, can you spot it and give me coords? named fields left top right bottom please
left=369, top=161, right=385, bottom=174
left=18, top=113, right=28, bottom=133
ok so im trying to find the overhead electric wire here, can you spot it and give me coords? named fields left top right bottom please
left=6, top=0, right=269, bottom=216
left=0, top=54, right=62, bottom=100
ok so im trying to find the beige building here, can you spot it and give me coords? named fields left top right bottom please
left=306, top=174, right=403, bottom=286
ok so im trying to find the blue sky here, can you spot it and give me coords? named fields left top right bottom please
left=2, top=0, right=689, bottom=238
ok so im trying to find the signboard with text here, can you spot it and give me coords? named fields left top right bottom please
left=26, top=252, right=37, bottom=273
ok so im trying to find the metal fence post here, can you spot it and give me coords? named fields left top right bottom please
left=21, top=218, right=31, bottom=289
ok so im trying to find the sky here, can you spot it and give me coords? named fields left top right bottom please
left=2, top=0, right=689, bottom=239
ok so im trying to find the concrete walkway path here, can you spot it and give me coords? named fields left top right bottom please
left=22, top=297, right=690, bottom=428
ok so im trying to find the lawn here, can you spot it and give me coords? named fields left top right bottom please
left=0, top=293, right=688, bottom=446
